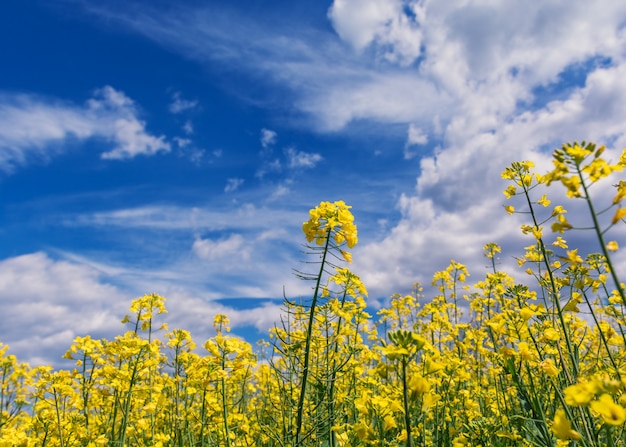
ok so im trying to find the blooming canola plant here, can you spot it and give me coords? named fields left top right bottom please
left=1, top=142, right=626, bottom=446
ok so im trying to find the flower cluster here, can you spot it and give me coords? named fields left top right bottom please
left=302, top=200, right=358, bottom=249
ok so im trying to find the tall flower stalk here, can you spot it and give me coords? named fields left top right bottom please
left=293, top=201, right=359, bottom=447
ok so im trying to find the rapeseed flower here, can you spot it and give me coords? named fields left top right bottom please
left=551, top=409, right=581, bottom=440
left=564, top=381, right=598, bottom=406
left=590, top=394, right=626, bottom=426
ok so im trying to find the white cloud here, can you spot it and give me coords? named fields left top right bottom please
left=66, top=203, right=304, bottom=235
left=0, top=252, right=127, bottom=367
left=225, top=177, right=244, bottom=192
left=183, top=120, right=194, bottom=134
left=328, top=0, right=424, bottom=66
left=285, top=147, right=322, bottom=169
left=101, top=116, right=169, bottom=159
left=0, top=250, right=302, bottom=367
left=255, top=159, right=282, bottom=179
left=404, top=123, right=428, bottom=159
left=406, top=123, right=427, bottom=145
left=260, top=128, right=277, bottom=148
left=77, top=1, right=626, bottom=135
left=161, top=291, right=284, bottom=336
left=269, top=183, right=290, bottom=201
left=169, top=91, right=198, bottom=114
left=0, top=86, right=170, bottom=172
left=323, top=1, right=626, bottom=298
left=174, top=136, right=192, bottom=148
left=354, top=64, right=626, bottom=296
left=192, top=234, right=250, bottom=262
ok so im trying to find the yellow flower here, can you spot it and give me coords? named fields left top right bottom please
left=564, top=382, right=597, bottom=406
left=582, top=157, right=614, bottom=182
left=551, top=409, right=581, bottom=440
left=409, top=375, right=430, bottom=395
left=452, top=435, right=469, bottom=446
left=303, top=200, right=358, bottom=248
left=540, top=328, right=560, bottom=342
left=503, top=184, right=517, bottom=199
left=540, top=359, right=560, bottom=378
left=562, top=175, right=582, bottom=198
left=551, top=213, right=573, bottom=233
left=537, top=194, right=551, bottom=207
left=354, top=423, right=373, bottom=441
left=339, top=249, right=352, bottom=263
left=611, top=207, right=626, bottom=225
left=335, top=432, right=349, bottom=446
left=517, top=342, right=533, bottom=361
left=213, top=314, right=231, bottom=333
left=383, top=414, right=397, bottom=431
left=607, top=241, right=619, bottom=252
left=562, top=292, right=582, bottom=312
left=520, top=307, right=535, bottom=321
left=565, top=249, right=583, bottom=264
left=563, top=142, right=592, bottom=164
left=613, top=180, right=626, bottom=204
left=504, top=205, right=515, bottom=215
left=590, top=394, right=626, bottom=426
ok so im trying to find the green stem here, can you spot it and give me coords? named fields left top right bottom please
left=576, top=164, right=626, bottom=306
left=401, top=356, right=413, bottom=447
left=295, top=227, right=332, bottom=447
left=521, top=175, right=578, bottom=380
left=53, top=389, right=65, bottom=447
left=221, top=357, right=232, bottom=447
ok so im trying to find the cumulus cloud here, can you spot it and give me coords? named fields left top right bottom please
left=324, top=0, right=626, bottom=297
left=328, top=0, right=424, bottom=65
left=0, top=86, right=170, bottom=172
left=100, top=115, right=169, bottom=160
left=159, top=291, right=283, bottom=338
left=0, top=250, right=300, bottom=367
left=192, top=234, right=250, bottom=262
left=0, top=252, right=127, bottom=367
left=404, top=123, right=428, bottom=159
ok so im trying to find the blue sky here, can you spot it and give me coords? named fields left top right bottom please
left=2, top=0, right=626, bottom=367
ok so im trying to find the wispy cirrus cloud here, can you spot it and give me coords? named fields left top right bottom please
left=66, top=203, right=302, bottom=231
left=0, top=86, right=170, bottom=172
left=73, top=2, right=450, bottom=132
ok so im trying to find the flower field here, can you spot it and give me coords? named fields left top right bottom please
left=2, top=141, right=626, bottom=446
